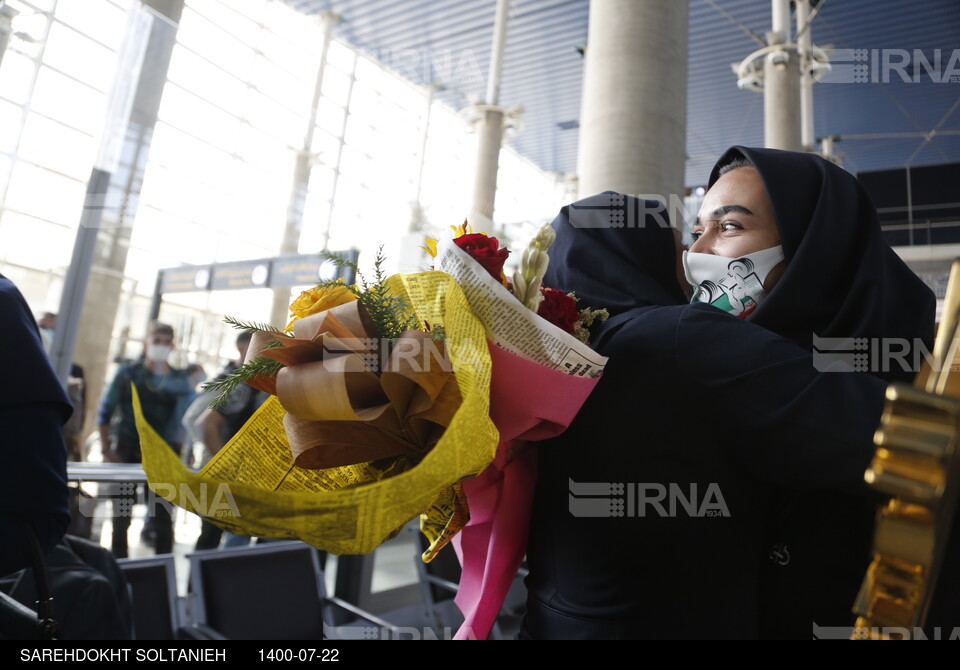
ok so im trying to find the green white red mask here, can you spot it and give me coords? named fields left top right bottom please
left=682, top=246, right=785, bottom=318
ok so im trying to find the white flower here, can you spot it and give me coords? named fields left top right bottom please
left=512, top=223, right=556, bottom=311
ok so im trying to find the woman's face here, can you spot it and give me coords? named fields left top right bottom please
left=690, top=166, right=786, bottom=291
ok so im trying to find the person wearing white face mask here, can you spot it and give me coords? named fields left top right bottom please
left=683, top=159, right=786, bottom=317
left=523, top=148, right=941, bottom=639
left=37, top=312, right=57, bottom=355
left=97, top=321, right=193, bottom=557
left=32, top=311, right=87, bottom=463
left=683, top=149, right=940, bottom=637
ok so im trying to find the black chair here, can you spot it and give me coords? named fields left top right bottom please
left=414, top=533, right=528, bottom=640
left=415, top=533, right=465, bottom=635
left=116, top=554, right=183, bottom=640
left=186, top=541, right=401, bottom=640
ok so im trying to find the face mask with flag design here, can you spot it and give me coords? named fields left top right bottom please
left=682, top=245, right=785, bottom=318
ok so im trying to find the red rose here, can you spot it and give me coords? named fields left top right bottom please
left=454, top=233, right=510, bottom=282
left=537, top=287, right=580, bottom=334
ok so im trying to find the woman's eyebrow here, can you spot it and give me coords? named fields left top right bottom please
left=696, top=204, right=755, bottom=227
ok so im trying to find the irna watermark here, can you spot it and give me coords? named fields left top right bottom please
left=361, top=48, right=484, bottom=86
left=83, top=482, right=240, bottom=519
left=813, top=623, right=960, bottom=640
left=812, top=334, right=960, bottom=374
left=338, top=625, right=457, bottom=640
left=825, top=48, right=960, bottom=84
left=317, top=335, right=488, bottom=373
left=567, top=192, right=688, bottom=230
left=568, top=478, right=730, bottom=518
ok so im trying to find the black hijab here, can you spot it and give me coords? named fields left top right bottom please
left=710, top=146, right=936, bottom=362
left=543, top=192, right=688, bottom=345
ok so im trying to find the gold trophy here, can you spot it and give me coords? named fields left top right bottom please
left=852, top=260, right=960, bottom=639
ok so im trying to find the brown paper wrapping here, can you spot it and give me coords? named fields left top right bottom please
left=242, top=301, right=460, bottom=469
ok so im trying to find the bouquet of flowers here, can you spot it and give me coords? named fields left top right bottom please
left=135, top=222, right=608, bottom=640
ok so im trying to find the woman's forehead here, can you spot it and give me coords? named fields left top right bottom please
left=698, top=167, right=775, bottom=223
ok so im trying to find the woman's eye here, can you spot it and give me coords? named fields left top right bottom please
left=690, top=231, right=702, bottom=242
left=720, top=221, right=742, bottom=232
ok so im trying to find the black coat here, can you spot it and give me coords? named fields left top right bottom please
left=524, top=302, right=886, bottom=639
left=0, top=274, right=71, bottom=578
left=523, top=147, right=938, bottom=639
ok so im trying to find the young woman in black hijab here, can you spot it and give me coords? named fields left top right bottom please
left=521, top=148, right=936, bottom=639
left=691, top=147, right=940, bottom=638
left=694, top=146, right=934, bottom=366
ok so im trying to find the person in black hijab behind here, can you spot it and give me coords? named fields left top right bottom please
left=522, top=147, right=936, bottom=639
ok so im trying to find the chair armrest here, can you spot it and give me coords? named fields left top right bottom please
left=177, top=622, right=229, bottom=640
left=422, top=574, right=459, bottom=594
left=325, top=596, right=402, bottom=632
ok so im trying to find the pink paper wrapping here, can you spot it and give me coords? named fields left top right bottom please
left=452, top=342, right=602, bottom=639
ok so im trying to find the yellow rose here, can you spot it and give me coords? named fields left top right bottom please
left=286, top=281, right=358, bottom=332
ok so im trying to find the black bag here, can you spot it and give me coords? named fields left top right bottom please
left=7, top=536, right=132, bottom=640
left=0, top=523, right=57, bottom=640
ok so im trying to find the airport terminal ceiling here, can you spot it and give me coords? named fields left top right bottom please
left=281, top=0, right=960, bottom=186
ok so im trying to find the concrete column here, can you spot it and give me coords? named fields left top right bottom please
left=771, top=0, right=791, bottom=43
left=577, top=0, right=688, bottom=201
left=763, top=0, right=802, bottom=151
left=320, top=55, right=357, bottom=260
left=410, top=85, right=436, bottom=231
left=398, top=86, right=436, bottom=273
left=0, top=4, right=17, bottom=70
left=65, top=1, right=184, bottom=440
left=821, top=135, right=840, bottom=166
left=269, top=12, right=337, bottom=330
left=467, top=0, right=510, bottom=235
left=763, top=53, right=802, bottom=151
left=796, top=0, right=815, bottom=151
left=468, top=107, right=505, bottom=235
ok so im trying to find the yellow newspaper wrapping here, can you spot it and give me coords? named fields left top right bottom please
left=135, top=271, right=499, bottom=556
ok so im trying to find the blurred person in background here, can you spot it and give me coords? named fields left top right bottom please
left=97, top=321, right=192, bottom=557
left=193, top=330, right=269, bottom=551
left=36, top=312, right=56, bottom=354
left=34, top=312, right=86, bottom=462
